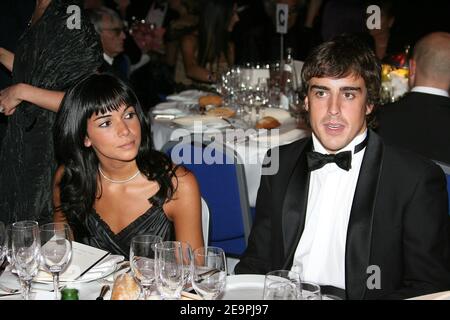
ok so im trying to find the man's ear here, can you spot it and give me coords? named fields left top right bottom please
left=304, top=96, right=309, bottom=112
left=84, top=136, right=91, bottom=148
left=366, top=104, right=374, bottom=115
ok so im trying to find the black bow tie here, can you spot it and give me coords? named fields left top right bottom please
left=307, top=150, right=352, bottom=171
left=306, top=134, right=369, bottom=172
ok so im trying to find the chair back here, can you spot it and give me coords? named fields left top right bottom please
left=163, top=138, right=252, bottom=257
left=201, top=197, right=210, bottom=245
left=433, top=160, right=450, bottom=215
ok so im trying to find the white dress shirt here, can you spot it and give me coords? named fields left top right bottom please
left=291, top=130, right=367, bottom=289
left=103, top=53, right=114, bottom=66
left=411, top=86, right=449, bottom=98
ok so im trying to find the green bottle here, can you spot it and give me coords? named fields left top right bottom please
left=61, top=288, right=79, bottom=300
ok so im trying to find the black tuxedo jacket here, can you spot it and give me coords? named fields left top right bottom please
left=377, top=91, right=450, bottom=164
left=235, top=130, right=450, bottom=299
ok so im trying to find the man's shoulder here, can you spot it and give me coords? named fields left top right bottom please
left=382, top=142, right=444, bottom=178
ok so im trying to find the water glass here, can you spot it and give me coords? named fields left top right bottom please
left=11, top=220, right=41, bottom=300
left=300, top=281, right=322, bottom=300
left=263, top=270, right=301, bottom=300
left=0, top=222, right=5, bottom=262
left=192, top=246, right=227, bottom=300
left=154, top=241, right=186, bottom=299
left=40, top=222, right=73, bottom=300
left=130, top=234, right=162, bottom=300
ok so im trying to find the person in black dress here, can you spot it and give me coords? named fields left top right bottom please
left=0, top=0, right=103, bottom=224
left=53, top=73, right=203, bottom=257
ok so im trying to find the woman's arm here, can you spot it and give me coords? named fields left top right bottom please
left=0, top=83, right=64, bottom=115
left=0, top=47, right=14, bottom=72
left=181, top=34, right=216, bottom=83
left=53, top=166, right=68, bottom=224
left=164, top=167, right=204, bottom=251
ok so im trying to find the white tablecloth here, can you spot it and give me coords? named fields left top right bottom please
left=151, top=110, right=310, bottom=207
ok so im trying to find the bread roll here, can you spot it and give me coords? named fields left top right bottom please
left=206, top=107, right=236, bottom=118
left=198, top=95, right=223, bottom=107
left=255, top=116, right=281, bottom=129
left=110, top=273, right=140, bottom=300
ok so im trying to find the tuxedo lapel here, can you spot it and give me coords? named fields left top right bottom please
left=281, top=139, right=313, bottom=269
left=345, top=130, right=384, bottom=299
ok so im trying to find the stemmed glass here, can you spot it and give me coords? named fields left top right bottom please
left=192, top=246, right=227, bottom=300
left=154, top=241, right=186, bottom=300
left=0, top=222, right=5, bottom=263
left=263, top=270, right=301, bottom=300
left=130, top=234, right=162, bottom=300
left=11, top=220, right=41, bottom=300
left=40, top=222, right=73, bottom=300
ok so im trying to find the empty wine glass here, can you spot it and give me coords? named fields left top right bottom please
left=0, top=222, right=5, bottom=263
left=130, top=234, right=162, bottom=300
left=154, top=241, right=186, bottom=300
left=11, top=220, right=41, bottom=300
left=40, top=222, right=73, bottom=300
left=192, top=246, right=227, bottom=300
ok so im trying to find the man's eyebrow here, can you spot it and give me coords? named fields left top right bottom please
left=310, top=85, right=329, bottom=91
left=340, top=86, right=361, bottom=91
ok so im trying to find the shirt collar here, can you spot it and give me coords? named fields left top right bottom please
left=312, top=130, right=368, bottom=157
left=411, top=86, right=449, bottom=98
left=103, top=53, right=114, bottom=66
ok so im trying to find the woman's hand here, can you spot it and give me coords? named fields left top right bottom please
left=0, top=84, right=24, bottom=116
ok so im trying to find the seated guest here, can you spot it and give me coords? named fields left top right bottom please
left=235, top=35, right=450, bottom=299
left=176, top=0, right=239, bottom=85
left=53, top=73, right=203, bottom=257
left=88, top=7, right=130, bottom=80
left=377, top=32, right=450, bottom=164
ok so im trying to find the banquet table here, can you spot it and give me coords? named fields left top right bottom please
left=150, top=92, right=310, bottom=207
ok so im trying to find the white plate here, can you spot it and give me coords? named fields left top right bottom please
left=172, top=116, right=229, bottom=131
left=221, top=275, right=265, bottom=300
left=166, top=90, right=206, bottom=103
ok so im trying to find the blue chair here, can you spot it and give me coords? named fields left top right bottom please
left=433, top=160, right=450, bottom=215
left=163, top=138, right=252, bottom=257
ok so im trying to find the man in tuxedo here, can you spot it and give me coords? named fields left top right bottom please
left=377, top=32, right=450, bottom=164
left=88, top=7, right=130, bottom=81
left=235, top=34, right=450, bottom=299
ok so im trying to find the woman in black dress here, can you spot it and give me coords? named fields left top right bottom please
left=52, top=73, right=203, bottom=257
left=0, top=0, right=102, bottom=224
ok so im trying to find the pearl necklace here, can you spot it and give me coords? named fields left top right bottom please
left=98, top=166, right=141, bottom=184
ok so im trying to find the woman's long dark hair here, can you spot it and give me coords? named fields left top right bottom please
left=197, top=0, right=234, bottom=67
left=54, top=73, right=176, bottom=225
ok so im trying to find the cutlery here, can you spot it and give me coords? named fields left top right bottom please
left=96, top=285, right=110, bottom=300
left=0, top=284, right=20, bottom=294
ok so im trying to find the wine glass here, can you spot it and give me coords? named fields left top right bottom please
left=263, top=270, right=301, bottom=300
left=11, top=220, right=41, bottom=300
left=192, top=246, right=227, bottom=300
left=0, top=222, right=5, bottom=263
left=154, top=241, right=186, bottom=300
left=130, top=234, right=162, bottom=300
left=299, top=281, right=322, bottom=300
left=40, top=222, right=73, bottom=300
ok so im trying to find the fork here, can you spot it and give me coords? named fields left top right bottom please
left=0, top=283, right=20, bottom=294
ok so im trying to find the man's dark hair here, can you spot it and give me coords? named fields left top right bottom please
left=300, top=34, right=381, bottom=127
